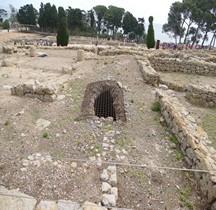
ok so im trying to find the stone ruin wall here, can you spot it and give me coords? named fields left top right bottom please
left=11, top=82, right=57, bottom=102
left=149, top=56, right=216, bottom=76
left=186, top=84, right=216, bottom=108
left=156, top=89, right=216, bottom=209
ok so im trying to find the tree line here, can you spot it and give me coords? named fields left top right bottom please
left=163, top=0, right=216, bottom=48
left=0, top=3, right=146, bottom=43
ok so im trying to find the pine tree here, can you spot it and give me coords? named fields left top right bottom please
left=57, top=7, right=69, bottom=46
left=146, top=16, right=155, bottom=49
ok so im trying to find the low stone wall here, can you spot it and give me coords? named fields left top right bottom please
left=156, top=89, right=216, bottom=208
left=186, top=84, right=216, bottom=107
left=160, top=79, right=187, bottom=92
left=11, top=81, right=57, bottom=102
left=137, top=60, right=159, bottom=85
left=149, top=57, right=216, bottom=76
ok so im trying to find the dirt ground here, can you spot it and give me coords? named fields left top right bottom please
left=0, top=31, right=212, bottom=210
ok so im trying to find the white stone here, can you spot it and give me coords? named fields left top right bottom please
left=102, top=182, right=111, bottom=192
left=108, top=173, right=117, bottom=187
left=36, top=200, right=58, bottom=210
left=111, top=187, right=118, bottom=199
left=101, top=169, right=109, bottom=181
left=36, top=118, right=51, bottom=130
left=0, top=186, right=36, bottom=210
left=57, top=199, right=81, bottom=210
left=82, top=201, right=107, bottom=210
left=27, top=155, right=34, bottom=161
left=101, top=194, right=116, bottom=207
left=22, top=160, right=29, bottom=167
left=57, top=95, right=65, bottom=101
left=71, top=162, right=77, bottom=168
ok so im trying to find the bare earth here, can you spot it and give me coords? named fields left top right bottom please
left=0, top=31, right=212, bottom=210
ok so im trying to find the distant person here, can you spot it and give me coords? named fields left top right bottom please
left=7, top=27, right=10, bottom=32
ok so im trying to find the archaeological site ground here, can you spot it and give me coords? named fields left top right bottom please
left=0, top=31, right=216, bottom=210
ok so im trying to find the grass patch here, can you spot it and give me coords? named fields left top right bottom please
left=151, top=102, right=161, bottom=112
left=168, top=134, right=179, bottom=145
left=131, top=170, right=146, bottom=188
left=104, top=61, right=108, bottom=65
left=42, top=131, right=49, bottom=138
left=179, top=187, right=194, bottom=210
left=202, top=108, right=216, bottom=148
left=4, top=120, right=10, bottom=126
left=176, top=151, right=183, bottom=161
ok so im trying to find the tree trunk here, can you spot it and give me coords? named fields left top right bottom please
left=184, top=22, right=192, bottom=44
left=191, top=24, right=201, bottom=48
left=209, top=31, right=216, bottom=50
left=201, top=31, right=208, bottom=47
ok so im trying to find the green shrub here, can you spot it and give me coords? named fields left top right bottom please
left=168, top=134, right=179, bottom=145
left=151, top=102, right=161, bottom=111
left=4, top=120, right=10, bottom=126
left=42, top=131, right=49, bottom=138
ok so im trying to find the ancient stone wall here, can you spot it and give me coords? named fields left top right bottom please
left=149, top=57, right=216, bottom=76
left=156, top=89, right=216, bottom=208
left=11, top=81, right=57, bottom=102
left=186, top=84, right=216, bottom=107
left=137, top=60, right=159, bottom=85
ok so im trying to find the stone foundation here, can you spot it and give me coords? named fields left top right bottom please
left=156, top=89, right=216, bottom=208
left=137, top=60, right=159, bottom=86
left=186, top=84, right=216, bottom=107
left=11, top=81, right=57, bottom=102
left=149, top=57, right=216, bottom=76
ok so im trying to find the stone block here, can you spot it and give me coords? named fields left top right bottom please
left=77, top=50, right=84, bottom=61
left=57, top=200, right=81, bottom=210
left=36, top=200, right=58, bottom=210
left=0, top=186, right=37, bottom=210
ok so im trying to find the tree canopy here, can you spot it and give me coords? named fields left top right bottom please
left=163, top=0, right=216, bottom=47
left=17, top=4, right=37, bottom=25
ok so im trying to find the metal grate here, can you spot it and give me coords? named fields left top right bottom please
left=94, top=89, right=116, bottom=121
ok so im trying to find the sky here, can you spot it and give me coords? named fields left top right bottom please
left=1, top=0, right=176, bottom=24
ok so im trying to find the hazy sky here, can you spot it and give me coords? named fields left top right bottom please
left=1, top=0, right=177, bottom=24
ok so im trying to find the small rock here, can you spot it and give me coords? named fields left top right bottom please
left=111, top=187, right=118, bottom=199
left=27, top=155, right=34, bottom=161
left=102, top=182, right=111, bottom=192
left=57, top=199, right=81, bottom=210
left=22, top=160, right=29, bottom=167
left=36, top=118, right=50, bottom=130
left=57, top=95, right=65, bottom=101
left=36, top=200, right=58, bottom=210
left=20, top=168, right=27, bottom=172
left=101, top=169, right=109, bottom=181
left=71, top=162, right=77, bottom=168
left=101, top=194, right=116, bottom=207
left=105, top=131, right=115, bottom=137
left=108, top=173, right=117, bottom=187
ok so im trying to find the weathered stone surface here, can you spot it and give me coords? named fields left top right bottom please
left=101, top=194, right=116, bottom=207
left=1, top=58, right=15, bottom=67
left=0, top=186, right=37, bottom=210
left=156, top=89, right=216, bottom=205
left=44, top=94, right=56, bottom=102
left=36, top=118, right=51, bottom=130
left=108, top=173, right=117, bottom=187
left=82, top=201, right=107, bottom=210
left=36, top=200, right=58, bottom=210
left=29, top=46, right=37, bottom=57
left=57, top=200, right=81, bottom=210
left=101, top=169, right=109, bottom=181
left=15, top=85, right=24, bottom=96
left=77, top=50, right=84, bottom=61
left=102, top=182, right=112, bottom=192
